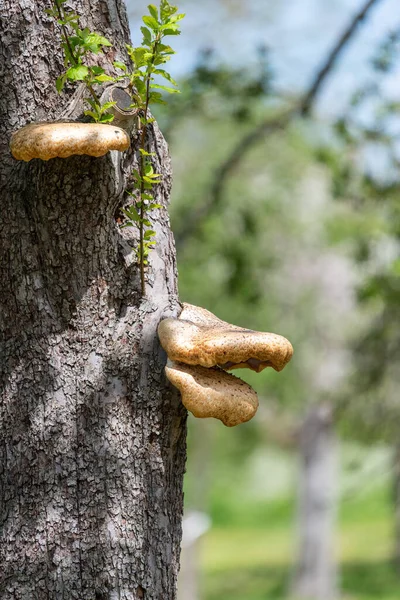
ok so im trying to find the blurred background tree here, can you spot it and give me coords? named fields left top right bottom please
left=128, top=1, right=399, bottom=598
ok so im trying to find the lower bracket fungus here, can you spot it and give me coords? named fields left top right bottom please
left=10, top=122, right=130, bottom=162
left=165, top=361, right=258, bottom=427
left=158, top=303, right=293, bottom=427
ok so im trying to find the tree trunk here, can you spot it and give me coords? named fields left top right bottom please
left=392, top=442, right=400, bottom=572
left=178, top=510, right=211, bottom=600
left=178, top=538, right=200, bottom=600
left=177, top=421, right=214, bottom=600
left=0, top=2, right=187, bottom=599
left=291, top=403, right=338, bottom=600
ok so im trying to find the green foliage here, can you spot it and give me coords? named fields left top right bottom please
left=120, top=0, right=184, bottom=295
left=47, top=0, right=116, bottom=121
left=371, top=29, right=400, bottom=73
left=84, top=99, right=117, bottom=123
left=155, top=46, right=273, bottom=137
left=318, top=66, right=400, bottom=440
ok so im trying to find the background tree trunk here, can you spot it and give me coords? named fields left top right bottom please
left=291, top=403, right=338, bottom=600
left=177, top=421, right=214, bottom=600
left=392, top=442, right=400, bottom=573
left=0, top=1, right=187, bottom=599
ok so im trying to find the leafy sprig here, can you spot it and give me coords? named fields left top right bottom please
left=47, top=0, right=116, bottom=122
left=121, top=0, right=184, bottom=295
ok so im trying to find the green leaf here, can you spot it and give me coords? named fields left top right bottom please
left=99, top=113, right=114, bottom=123
left=149, top=203, right=162, bottom=210
left=135, top=79, right=147, bottom=97
left=120, top=222, right=135, bottom=229
left=85, top=32, right=113, bottom=47
left=123, top=207, right=140, bottom=221
left=101, top=101, right=117, bottom=112
left=142, top=15, right=159, bottom=31
left=68, top=36, right=82, bottom=51
left=153, top=69, right=177, bottom=86
left=169, top=13, right=185, bottom=23
left=160, top=0, right=178, bottom=22
left=127, top=46, right=148, bottom=68
left=157, top=43, right=175, bottom=54
left=148, top=4, right=159, bottom=20
left=66, top=64, right=89, bottom=81
left=84, top=110, right=100, bottom=122
left=85, top=97, right=99, bottom=111
left=65, top=15, right=79, bottom=30
left=150, top=83, right=180, bottom=93
left=93, top=74, right=115, bottom=82
left=80, top=27, right=91, bottom=40
left=143, top=175, right=162, bottom=184
left=161, top=27, right=180, bottom=36
left=113, top=61, right=127, bottom=72
left=153, top=56, right=171, bottom=67
left=56, top=74, right=66, bottom=93
left=90, top=66, right=105, bottom=76
left=160, top=22, right=179, bottom=31
left=140, top=27, right=152, bottom=46
left=144, top=229, right=156, bottom=239
left=131, top=169, right=142, bottom=181
left=149, top=92, right=167, bottom=105
left=139, top=149, right=156, bottom=156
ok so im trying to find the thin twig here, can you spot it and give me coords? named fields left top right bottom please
left=174, top=107, right=292, bottom=248
left=138, top=39, right=159, bottom=296
left=300, top=0, right=381, bottom=116
left=175, top=0, right=382, bottom=250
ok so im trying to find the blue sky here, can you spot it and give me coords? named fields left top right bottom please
left=126, top=0, right=400, bottom=117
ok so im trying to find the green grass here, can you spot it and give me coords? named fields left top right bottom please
left=202, top=562, right=400, bottom=600
left=198, top=486, right=400, bottom=600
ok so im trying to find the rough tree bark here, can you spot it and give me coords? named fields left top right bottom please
left=291, top=403, right=338, bottom=600
left=0, top=1, right=187, bottom=599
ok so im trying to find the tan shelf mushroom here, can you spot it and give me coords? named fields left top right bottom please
left=10, top=122, right=130, bottom=162
left=159, top=303, right=293, bottom=373
left=165, top=361, right=258, bottom=427
left=158, top=303, right=293, bottom=427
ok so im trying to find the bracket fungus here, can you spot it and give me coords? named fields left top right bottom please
left=165, top=361, right=259, bottom=428
left=158, top=303, right=293, bottom=427
left=10, top=122, right=130, bottom=162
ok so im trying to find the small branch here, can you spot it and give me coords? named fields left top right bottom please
left=174, top=107, right=292, bottom=249
left=175, top=0, right=382, bottom=250
left=139, top=123, right=146, bottom=297
left=300, top=0, right=382, bottom=116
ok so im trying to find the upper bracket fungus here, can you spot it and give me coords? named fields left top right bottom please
left=158, top=303, right=293, bottom=427
left=10, top=122, right=130, bottom=162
